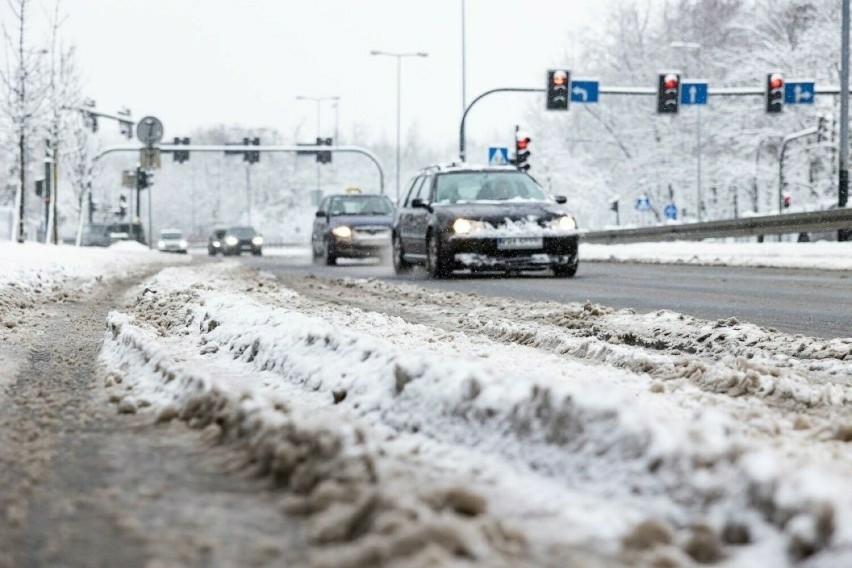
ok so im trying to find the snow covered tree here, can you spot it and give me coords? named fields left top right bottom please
left=0, top=0, right=48, bottom=241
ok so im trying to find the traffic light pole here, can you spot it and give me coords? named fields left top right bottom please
left=840, top=0, right=850, bottom=241
left=778, top=126, right=819, bottom=214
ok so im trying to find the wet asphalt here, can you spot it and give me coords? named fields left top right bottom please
left=240, top=253, right=851, bottom=339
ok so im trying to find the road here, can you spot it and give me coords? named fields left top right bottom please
left=247, top=255, right=851, bottom=338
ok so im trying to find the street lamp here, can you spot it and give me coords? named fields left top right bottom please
left=670, top=41, right=703, bottom=221
left=296, top=95, right=340, bottom=196
left=370, top=50, right=428, bottom=201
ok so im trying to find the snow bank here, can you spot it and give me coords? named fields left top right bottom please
left=99, top=265, right=852, bottom=566
left=581, top=241, right=852, bottom=270
left=0, top=241, right=189, bottom=328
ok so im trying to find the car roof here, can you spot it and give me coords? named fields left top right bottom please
left=416, top=162, right=521, bottom=175
left=326, top=193, right=388, bottom=198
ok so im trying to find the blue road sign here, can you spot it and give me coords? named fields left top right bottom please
left=784, top=81, right=815, bottom=104
left=681, top=82, right=708, bottom=105
left=570, top=80, right=599, bottom=103
left=488, top=146, right=509, bottom=166
left=664, top=203, right=678, bottom=220
left=635, top=195, right=652, bottom=212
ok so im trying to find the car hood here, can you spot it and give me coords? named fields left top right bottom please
left=329, top=215, right=393, bottom=228
left=434, top=201, right=573, bottom=224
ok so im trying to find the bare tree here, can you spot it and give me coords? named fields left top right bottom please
left=0, top=0, right=48, bottom=241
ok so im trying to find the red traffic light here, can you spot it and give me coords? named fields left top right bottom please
left=552, top=71, right=568, bottom=86
left=663, top=74, right=679, bottom=90
left=516, top=137, right=530, bottom=150
left=769, top=73, right=783, bottom=89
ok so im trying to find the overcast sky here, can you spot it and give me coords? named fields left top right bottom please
left=10, top=0, right=605, bottom=157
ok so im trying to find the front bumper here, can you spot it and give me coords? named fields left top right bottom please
left=447, top=234, right=578, bottom=270
left=330, top=233, right=391, bottom=258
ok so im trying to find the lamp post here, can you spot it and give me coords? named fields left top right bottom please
left=296, top=95, right=340, bottom=196
left=671, top=41, right=703, bottom=221
left=370, top=50, right=428, bottom=201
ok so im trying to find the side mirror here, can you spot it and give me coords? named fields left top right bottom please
left=411, top=198, right=428, bottom=209
left=315, top=210, right=326, bottom=218
left=554, top=195, right=568, bottom=204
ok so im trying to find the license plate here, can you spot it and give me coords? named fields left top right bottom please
left=496, top=237, right=543, bottom=250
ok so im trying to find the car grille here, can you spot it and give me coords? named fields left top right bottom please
left=353, top=226, right=390, bottom=237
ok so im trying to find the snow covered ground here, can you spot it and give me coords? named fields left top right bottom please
left=581, top=241, right=852, bottom=270
left=99, top=262, right=852, bottom=567
left=0, top=241, right=190, bottom=330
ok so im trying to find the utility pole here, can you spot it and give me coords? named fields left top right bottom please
left=840, top=0, right=850, bottom=241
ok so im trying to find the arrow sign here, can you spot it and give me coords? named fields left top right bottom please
left=488, top=147, right=509, bottom=166
left=680, top=82, right=708, bottom=105
left=784, top=81, right=815, bottom=104
left=663, top=203, right=678, bottom=220
left=570, top=80, right=599, bottom=103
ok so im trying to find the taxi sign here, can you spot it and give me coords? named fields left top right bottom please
left=344, top=186, right=362, bottom=194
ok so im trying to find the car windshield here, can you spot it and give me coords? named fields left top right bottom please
left=83, top=224, right=105, bottom=235
left=228, top=227, right=256, bottom=237
left=328, top=196, right=393, bottom=216
left=161, top=232, right=182, bottom=240
left=434, top=172, right=548, bottom=203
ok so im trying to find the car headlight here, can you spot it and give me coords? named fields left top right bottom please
left=179, top=240, right=188, bottom=249
left=225, top=236, right=238, bottom=246
left=555, top=216, right=577, bottom=231
left=331, top=226, right=352, bottom=238
left=212, top=241, right=220, bottom=247
left=157, top=240, right=166, bottom=249
left=252, top=236, right=263, bottom=245
left=452, top=218, right=486, bottom=235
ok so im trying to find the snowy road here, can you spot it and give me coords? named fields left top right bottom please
left=244, top=256, right=852, bottom=339
left=2, top=246, right=850, bottom=567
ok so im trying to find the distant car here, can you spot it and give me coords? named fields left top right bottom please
left=208, top=228, right=227, bottom=255
left=222, top=226, right=263, bottom=256
left=392, top=164, right=580, bottom=278
left=157, top=229, right=188, bottom=254
left=311, top=193, right=394, bottom=265
left=80, top=223, right=109, bottom=247
left=105, top=222, right=146, bottom=246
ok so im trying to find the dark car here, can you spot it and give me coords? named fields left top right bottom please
left=311, top=193, right=394, bottom=265
left=222, top=226, right=263, bottom=256
left=392, top=165, right=579, bottom=278
left=80, top=223, right=110, bottom=247
left=208, top=228, right=227, bottom=255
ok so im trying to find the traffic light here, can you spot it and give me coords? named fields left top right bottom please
left=250, top=137, right=260, bottom=164
left=173, top=137, right=191, bottom=163
left=657, top=73, right=680, bottom=113
left=817, top=116, right=828, bottom=142
left=35, top=179, right=44, bottom=197
left=118, top=195, right=127, bottom=218
left=510, top=136, right=531, bottom=171
left=316, top=137, right=333, bottom=164
left=766, top=72, right=784, bottom=113
left=783, top=193, right=791, bottom=208
left=136, top=167, right=151, bottom=190
left=546, top=69, right=570, bottom=111
left=243, top=137, right=260, bottom=164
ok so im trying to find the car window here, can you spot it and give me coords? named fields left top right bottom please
left=161, top=231, right=183, bottom=240
left=329, top=196, right=394, bottom=216
left=318, top=198, right=330, bottom=215
left=228, top=227, right=256, bottom=237
left=403, top=177, right=422, bottom=207
left=416, top=175, right=433, bottom=203
left=435, top=171, right=548, bottom=203
left=214, top=229, right=226, bottom=238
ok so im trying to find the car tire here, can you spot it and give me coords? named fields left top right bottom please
left=252, top=249, right=262, bottom=257
left=392, top=234, right=412, bottom=274
left=553, top=260, right=578, bottom=278
left=208, top=249, right=216, bottom=256
left=323, top=239, right=337, bottom=266
left=426, top=232, right=452, bottom=279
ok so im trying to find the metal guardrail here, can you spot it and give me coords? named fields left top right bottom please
left=581, top=208, right=852, bottom=244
